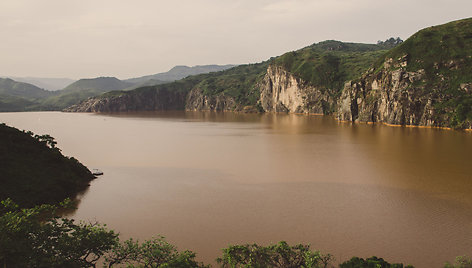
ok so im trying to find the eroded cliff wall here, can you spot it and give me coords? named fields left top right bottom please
left=185, top=88, right=236, bottom=112
left=259, top=65, right=335, bottom=114
left=64, top=88, right=187, bottom=112
left=337, top=56, right=472, bottom=129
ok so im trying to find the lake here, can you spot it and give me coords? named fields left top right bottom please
left=2, top=111, right=472, bottom=267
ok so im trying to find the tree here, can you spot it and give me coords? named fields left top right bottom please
left=0, top=199, right=207, bottom=268
left=105, top=236, right=208, bottom=268
left=216, top=241, right=334, bottom=268
left=339, top=256, right=414, bottom=268
left=444, top=256, right=472, bottom=268
left=0, top=199, right=118, bottom=268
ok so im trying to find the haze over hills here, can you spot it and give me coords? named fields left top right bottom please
left=124, top=64, right=237, bottom=90
left=125, top=64, right=236, bottom=84
left=0, top=65, right=236, bottom=111
left=0, top=78, right=53, bottom=99
left=2, top=77, right=76, bottom=91
left=0, top=78, right=54, bottom=112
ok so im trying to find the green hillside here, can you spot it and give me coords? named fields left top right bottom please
left=0, top=123, right=95, bottom=207
left=374, top=18, right=472, bottom=128
left=273, top=40, right=390, bottom=95
left=0, top=78, right=55, bottom=111
left=0, top=78, right=52, bottom=99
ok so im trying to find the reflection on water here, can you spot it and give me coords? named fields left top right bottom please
left=1, top=111, right=472, bottom=268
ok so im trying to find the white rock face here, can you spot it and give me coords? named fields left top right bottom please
left=259, top=65, right=334, bottom=114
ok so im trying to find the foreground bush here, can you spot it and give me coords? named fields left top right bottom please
left=339, top=256, right=414, bottom=268
left=444, top=256, right=472, bottom=268
left=0, top=199, right=206, bottom=268
left=217, top=241, right=333, bottom=268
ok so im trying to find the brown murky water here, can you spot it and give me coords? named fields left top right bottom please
left=2, top=111, right=472, bottom=267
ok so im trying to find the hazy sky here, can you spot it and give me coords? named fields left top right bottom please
left=0, top=0, right=471, bottom=79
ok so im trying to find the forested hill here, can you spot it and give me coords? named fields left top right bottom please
left=0, top=78, right=54, bottom=112
left=0, top=123, right=95, bottom=207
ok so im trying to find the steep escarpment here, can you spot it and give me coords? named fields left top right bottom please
left=259, top=41, right=390, bottom=114
left=259, top=65, right=334, bottom=114
left=337, top=18, right=472, bottom=129
left=337, top=59, right=437, bottom=126
left=65, top=86, right=188, bottom=112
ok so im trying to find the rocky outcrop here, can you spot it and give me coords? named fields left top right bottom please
left=64, top=88, right=187, bottom=112
left=185, top=87, right=236, bottom=111
left=259, top=65, right=335, bottom=114
left=337, top=56, right=471, bottom=129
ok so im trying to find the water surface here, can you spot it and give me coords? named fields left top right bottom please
left=2, top=111, right=472, bottom=267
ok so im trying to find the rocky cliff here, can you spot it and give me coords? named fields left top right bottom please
left=337, top=18, right=472, bottom=129
left=259, top=65, right=335, bottom=114
left=185, top=87, right=236, bottom=111
left=64, top=87, right=187, bottom=112
left=337, top=57, right=471, bottom=129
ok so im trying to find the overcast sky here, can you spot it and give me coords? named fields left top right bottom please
left=0, top=0, right=470, bottom=79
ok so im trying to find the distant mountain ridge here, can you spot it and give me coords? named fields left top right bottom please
left=125, top=64, right=236, bottom=85
left=62, top=77, right=132, bottom=93
left=0, top=78, right=52, bottom=99
left=0, top=65, right=237, bottom=112
left=2, top=77, right=76, bottom=91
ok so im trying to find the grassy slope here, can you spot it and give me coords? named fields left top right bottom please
left=0, top=124, right=95, bottom=207
left=374, top=18, right=472, bottom=128
left=193, top=62, right=269, bottom=106
left=273, top=40, right=390, bottom=96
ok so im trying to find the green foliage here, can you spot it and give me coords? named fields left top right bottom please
left=0, top=123, right=95, bottom=207
left=339, top=256, right=414, bottom=268
left=273, top=40, right=390, bottom=96
left=0, top=78, right=55, bottom=111
left=0, top=199, right=119, bottom=268
left=196, top=62, right=269, bottom=106
left=0, top=78, right=53, bottom=100
left=0, top=199, right=205, bottom=268
left=376, top=37, right=404, bottom=48
left=0, top=94, right=37, bottom=112
left=105, top=237, right=208, bottom=267
left=216, top=241, right=334, bottom=268
left=444, top=256, right=472, bottom=268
